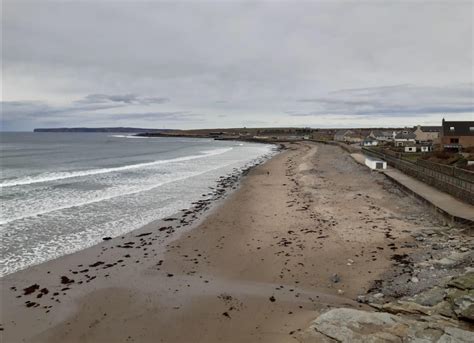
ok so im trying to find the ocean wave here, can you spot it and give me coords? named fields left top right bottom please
left=0, top=148, right=233, bottom=188
left=0, top=165, right=225, bottom=225
left=109, top=134, right=148, bottom=139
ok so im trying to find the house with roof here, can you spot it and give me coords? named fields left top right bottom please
left=413, top=125, right=441, bottom=143
left=404, top=145, right=417, bottom=153
left=361, top=137, right=379, bottom=147
left=403, top=142, right=434, bottom=153
left=394, top=130, right=416, bottom=147
left=440, top=119, right=474, bottom=151
left=369, top=130, right=396, bottom=142
left=346, top=132, right=363, bottom=143
left=420, top=143, right=434, bottom=152
left=334, top=130, right=351, bottom=141
left=334, top=130, right=361, bottom=142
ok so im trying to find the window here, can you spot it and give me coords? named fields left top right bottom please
left=450, top=126, right=455, bottom=131
left=450, top=138, right=459, bottom=143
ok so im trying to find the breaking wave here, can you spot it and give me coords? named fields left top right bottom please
left=0, top=148, right=232, bottom=188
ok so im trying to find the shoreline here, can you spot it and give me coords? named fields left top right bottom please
left=0, top=140, right=280, bottom=278
left=0, top=144, right=283, bottom=338
left=1, top=142, right=472, bottom=342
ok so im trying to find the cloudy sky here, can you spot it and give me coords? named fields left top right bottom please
left=2, top=0, right=473, bottom=131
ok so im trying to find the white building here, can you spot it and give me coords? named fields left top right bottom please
left=420, top=145, right=433, bottom=152
left=365, top=157, right=387, bottom=170
left=361, top=138, right=379, bottom=147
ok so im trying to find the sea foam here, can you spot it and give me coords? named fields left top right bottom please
left=0, top=148, right=232, bottom=188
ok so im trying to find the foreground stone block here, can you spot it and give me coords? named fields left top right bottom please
left=448, top=272, right=474, bottom=291
left=452, top=291, right=474, bottom=321
left=298, top=308, right=473, bottom=343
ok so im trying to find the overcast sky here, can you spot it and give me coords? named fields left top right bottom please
left=2, top=0, right=473, bottom=131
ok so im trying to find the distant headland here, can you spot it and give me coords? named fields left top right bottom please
left=33, top=127, right=171, bottom=133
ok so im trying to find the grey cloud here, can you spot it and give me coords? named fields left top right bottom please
left=330, top=84, right=413, bottom=96
left=77, top=94, right=169, bottom=105
left=242, top=120, right=268, bottom=125
left=298, top=98, right=380, bottom=107
left=1, top=99, right=195, bottom=131
left=289, top=84, right=473, bottom=118
left=2, top=1, right=473, bottom=130
left=108, top=111, right=200, bottom=121
left=2, top=100, right=123, bottom=119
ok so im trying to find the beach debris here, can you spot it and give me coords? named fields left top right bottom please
left=102, top=237, right=112, bottom=241
left=330, top=274, right=340, bottom=283
left=222, top=311, right=231, bottom=318
left=36, top=288, right=49, bottom=299
left=135, top=232, right=152, bottom=237
left=218, top=294, right=233, bottom=302
left=89, top=261, right=105, bottom=267
left=25, top=301, right=38, bottom=308
left=60, top=276, right=74, bottom=284
left=23, top=284, right=40, bottom=295
left=269, top=296, right=276, bottom=302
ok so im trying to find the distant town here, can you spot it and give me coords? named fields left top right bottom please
left=37, top=118, right=474, bottom=172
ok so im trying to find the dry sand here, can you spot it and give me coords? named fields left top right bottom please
left=1, top=142, right=441, bottom=342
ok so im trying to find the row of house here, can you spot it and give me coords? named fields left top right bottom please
left=335, top=127, right=434, bottom=147
left=334, top=119, right=474, bottom=153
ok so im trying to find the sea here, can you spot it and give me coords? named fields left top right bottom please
left=0, top=132, right=276, bottom=276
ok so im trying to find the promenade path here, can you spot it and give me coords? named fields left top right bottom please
left=350, top=153, right=474, bottom=224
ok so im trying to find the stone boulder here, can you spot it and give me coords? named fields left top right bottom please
left=430, top=252, right=472, bottom=268
left=298, top=308, right=473, bottom=343
left=452, top=291, right=474, bottom=322
left=448, top=272, right=474, bottom=291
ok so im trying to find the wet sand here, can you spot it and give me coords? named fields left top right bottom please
left=1, top=142, right=438, bottom=342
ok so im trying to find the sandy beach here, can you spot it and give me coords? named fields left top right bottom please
left=1, top=142, right=465, bottom=342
